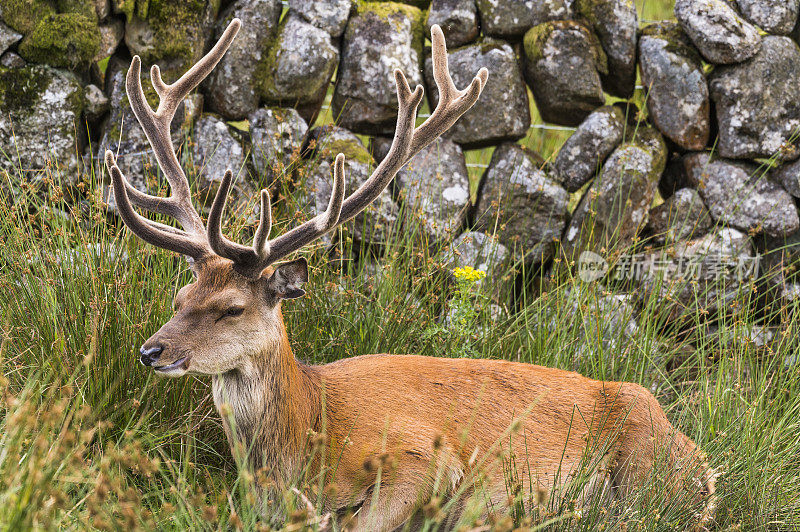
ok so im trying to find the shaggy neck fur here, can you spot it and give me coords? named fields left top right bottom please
left=211, top=309, right=322, bottom=485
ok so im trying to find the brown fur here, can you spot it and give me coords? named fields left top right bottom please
left=140, top=258, right=716, bottom=530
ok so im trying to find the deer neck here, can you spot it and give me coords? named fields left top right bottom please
left=211, top=310, right=321, bottom=481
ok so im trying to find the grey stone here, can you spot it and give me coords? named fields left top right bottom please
left=332, top=3, right=425, bottom=135
left=369, top=136, right=393, bottom=164
left=0, top=52, right=25, bottom=68
left=248, top=106, right=308, bottom=188
left=683, top=152, right=799, bottom=238
left=574, top=293, right=640, bottom=360
left=674, top=0, right=761, bottom=64
left=84, top=83, right=109, bottom=121
left=424, top=39, right=530, bottom=148
left=0, top=21, right=22, bottom=57
left=203, top=0, right=282, bottom=120
left=474, top=143, right=569, bottom=265
left=647, top=187, right=713, bottom=245
left=426, top=0, right=479, bottom=47
left=772, top=158, right=800, bottom=198
left=395, top=137, right=470, bottom=245
left=639, top=22, right=710, bottom=151
left=260, top=13, right=339, bottom=125
left=737, top=0, right=799, bottom=34
left=636, top=227, right=755, bottom=322
left=476, top=0, right=572, bottom=40
left=523, top=21, right=607, bottom=126
left=296, top=126, right=399, bottom=246
left=289, top=0, right=352, bottom=37
left=562, top=129, right=667, bottom=261
left=710, top=37, right=800, bottom=162
left=188, top=114, right=253, bottom=217
left=552, top=105, right=625, bottom=192
left=574, top=0, right=638, bottom=98
left=94, top=0, right=111, bottom=20
left=94, top=18, right=123, bottom=62
left=99, top=69, right=186, bottom=208
left=0, top=65, right=85, bottom=181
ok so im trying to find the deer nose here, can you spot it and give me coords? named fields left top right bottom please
left=139, top=345, right=163, bottom=367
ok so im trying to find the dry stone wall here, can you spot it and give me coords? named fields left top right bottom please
left=2, top=0, right=800, bottom=324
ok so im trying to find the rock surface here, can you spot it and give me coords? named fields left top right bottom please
left=424, top=39, right=530, bottom=148
left=426, top=0, right=479, bottom=47
left=297, top=126, right=399, bottom=246
left=523, top=21, right=607, bottom=126
left=639, top=22, right=710, bottom=151
left=674, top=0, right=761, bottom=64
left=289, top=0, right=353, bottom=37
left=0, top=52, right=25, bottom=68
left=710, top=36, right=800, bottom=162
left=476, top=0, right=572, bottom=40
left=772, top=158, right=800, bottom=198
left=636, top=228, right=756, bottom=322
left=574, top=0, right=638, bottom=98
left=332, top=2, right=424, bottom=135
left=84, top=83, right=109, bottom=121
left=562, top=129, right=667, bottom=261
left=395, top=137, right=470, bottom=245
left=552, top=105, right=625, bottom=192
left=188, top=114, right=253, bottom=215
left=647, top=187, right=713, bottom=245
left=0, top=65, right=85, bottom=180
left=248, top=107, right=308, bottom=188
left=474, top=143, right=569, bottom=264
left=0, top=21, right=22, bottom=57
left=203, top=0, right=282, bottom=120
left=736, top=0, right=799, bottom=35
left=94, top=18, right=123, bottom=63
left=684, top=153, right=799, bottom=238
left=258, top=13, right=339, bottom=124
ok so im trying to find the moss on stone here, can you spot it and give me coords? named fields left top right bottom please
left=628, top=127, right=668, bottom=177
left=321, top=139, right=373, bottom=166
left=56, top=0, right=96, bottom=20
left=18, top=13, right=100, bottom=69
left=357, top=0, right=426, bottom=53
left=0, top=65, right=49, bottom=114
left=523, top=22, right=557, bottom=64
left=641, top=21, right=704, bottom=64
left=0, top=0, right=56, bottom=34
left=253, top=15, right=287, bottom=101
left=130, top=0, right=219, bottom=75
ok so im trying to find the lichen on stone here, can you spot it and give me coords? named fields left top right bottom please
left=18, top=12, right=100, bottom=69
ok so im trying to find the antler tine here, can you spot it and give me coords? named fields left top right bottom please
left=121, top=18, right=242, bottom=236
left=206, top=170, right=257, bottom=265
left=105, top=151, right=209, bottom=258
left=410, top=24, right=488, bottom=155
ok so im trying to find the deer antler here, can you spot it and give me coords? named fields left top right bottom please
left=208, top=25, right=488, bottom=276
left=106, top=21, right=487, bottom=276
left=104, top=18, right=242, bottom=259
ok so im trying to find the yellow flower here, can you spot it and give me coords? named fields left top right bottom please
left=453, top=266, right=486, bottom=284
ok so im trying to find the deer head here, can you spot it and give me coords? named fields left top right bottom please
left=106, top=18, right=487, bottom=378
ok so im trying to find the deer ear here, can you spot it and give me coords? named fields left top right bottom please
left=267, top=258, right=308, bottom=300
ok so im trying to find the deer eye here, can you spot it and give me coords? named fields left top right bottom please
left=223, top=307, right=244, bottom=318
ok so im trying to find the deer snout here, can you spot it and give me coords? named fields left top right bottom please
left=139, top=345, right=164, bottom=366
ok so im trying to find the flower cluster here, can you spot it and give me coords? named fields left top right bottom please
left=453, top=266, right=486, bottom=284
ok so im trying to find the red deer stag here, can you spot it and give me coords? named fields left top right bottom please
left=104, top=18, right=716, bottom=530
